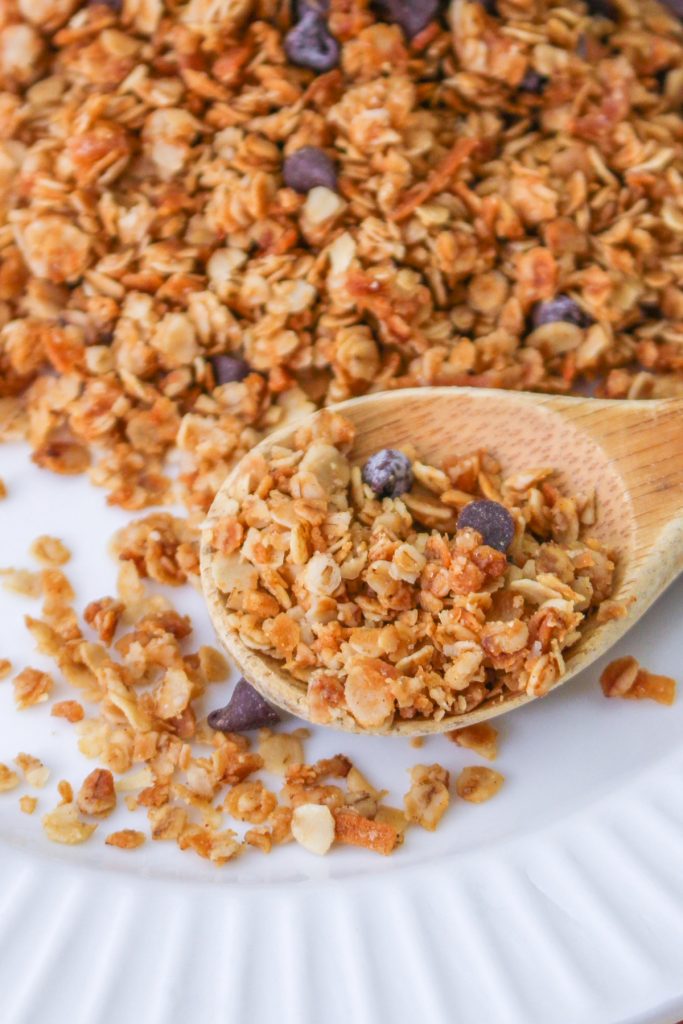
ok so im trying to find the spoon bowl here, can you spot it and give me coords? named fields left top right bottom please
left=200, top=387, right=683, bottom=735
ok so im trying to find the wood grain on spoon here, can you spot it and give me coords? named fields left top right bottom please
left=200, top=388, right=683, bottom=736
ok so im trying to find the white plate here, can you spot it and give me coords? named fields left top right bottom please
left=1, top=441, right=682, bottom=1024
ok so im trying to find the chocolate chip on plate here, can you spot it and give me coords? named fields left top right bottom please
left=208, top=678, right=281, bottom=733
left=362, top=449, right=413, bottom=499
left=375, top=0, right=441, bottom=38
left=283, top=147, right=338, bottom=193
left=532, top=295, right=592, bottom=329
left=210, top=355, right=251, bottom=385
left=285, top=9, right=340, bottom=72
left=458, top=500, right=516, bottom=553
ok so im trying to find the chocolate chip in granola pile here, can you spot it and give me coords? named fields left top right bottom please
left=296, top=0, right=330, bottom=13
left=375, top=0, right=441, bottom=38
left=210, top=355, right=251, bottom=385
left=586, top=0, right=617, bottom=18
left=531, top=295, right=592, bottom=329
left=88, top=0, right=122, bottom=9
left=285, top=10, right=340, bottom=72
left=458, top=500, right=515, bottom=553
left=362, top=449, right=413, bottom=498
left=208, top=678, right=281, bottom=733
left=519, top=70, right=548, bottom=94
left=660, top=0, right=683, bottom=18
left=283, top=147, right=338, bottom=193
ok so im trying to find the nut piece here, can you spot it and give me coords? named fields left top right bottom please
left=15, top=753, right=50, bottom=788
left=291, top=803, right=336, bottom=855
left=106, top=829, right=146, bottom=850
left=448, top=723, right=499, bottom=761
left=404, top=764, right=450, bottom=831
left=42, top=803, right=97, bottom=845
left=455, top=766, right=504, bottom=803
left=77, top=768, right=117, bottom=816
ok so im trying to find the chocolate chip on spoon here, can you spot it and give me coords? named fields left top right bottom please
left=375, top=0, right=441, bottom=38
left=362, top=449, right=413, bottom=498
left=285, top=9, right=340, bottom=71
left=283, top=147, right=337, bottom=193
left=208, top=677, right=281, bottom=733
left=531, top=295, right=592, bottom=329
left=458, top=499, right=515, bottom=553
left=210, top=355, right=251, bottom=385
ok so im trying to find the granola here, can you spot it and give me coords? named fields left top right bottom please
left=209, top=413, right=616, bottom=729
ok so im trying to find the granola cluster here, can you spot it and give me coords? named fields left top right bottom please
left=1, top=0, right=683, bottom=518
left=209, top=411, right=616, bottom=728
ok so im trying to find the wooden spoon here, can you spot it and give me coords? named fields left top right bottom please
left=200, top=387, right=683, bottom=736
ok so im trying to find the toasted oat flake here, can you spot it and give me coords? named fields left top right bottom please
left=106, top=829, right=146, bottom=850
left=601, top=657, right=676, bottom=706
left=42, top=803, right=97, bottom=845
left=0, top=765, right=20, bottom=793
left=455, top=766, right=505, bottom=803
left=30, top=536, right=71, bottom=567
left=13, top=668, right=53, bottom=710
left=448, top=723, right=499, bottom=761
left=19, top=796, right=37, bottom=815
left=15, top=754, right=50, bottom=788
left=0, top=659, right=12, bottom=680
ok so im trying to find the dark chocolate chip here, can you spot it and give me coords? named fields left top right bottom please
left=285, top=10, right=340, bottom=72
left=210, top=355, right=251, bottom=385
left=458, top=500, right=516, bottom=553
left=362, top=449, right=413, bottom=499
left=208, top=678, right=281, bottom=733
left=283, top=146, right=338, bottom=193
left=296, top=0, right=330, bottom=14
left=88, top=0, right=123, bottom=9
left=519, top=70, right=547, bottom=94
left=660, top=0, right=683, bottom=17
left=586, top=0, right=617, bottom=18
left=531, top=295, right=592, bottom=329
left=375, top=0, right=441, bottom=38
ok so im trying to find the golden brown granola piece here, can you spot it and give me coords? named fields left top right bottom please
left=13, top=667, right=53, bottom=709
left=334, top=809, right=399, bottom=856
left=77, top=768, right=117, bottom=817
left=448, top=723, right=499, bottom=761
left=42, top=803, right=97, bottom=845
left=0, top=659, right=12, bottom=680
left=0, top=764, right=20, bottom=793
left=404, top=764, right=450, bottom=831
left=51, top=700, right=85, bottom=723
left=455, top=766, right=504, bottom=803
left=30, top=536, right=70, bottom=567
left=106, top=829, right=146, bottom=850
left=19, top=796, right=37, bottom=815
left=84, top=598, right=124, bottom=645
left=224, top=780, right=277, bottom=824
left=14, top=754, right=49, bottom=788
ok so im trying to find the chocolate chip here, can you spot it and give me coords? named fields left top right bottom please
left=458, top=500, right=515, bottom=553
left=531, top=295, right=592, bottom=329
left=285, top=10, right=340, bottom=72
left=375, top=0, right=441, bottom=38
left=660, top=0, right=683, bottom=17
left=296, top=0, right=330, bottom=13
left=283, top=147, right=338, bottom=193
left=208, top=678, right=281, bottom=733
left=519, top=70, right=547, bottom=94
left=362, top=449, right=413, bottom=498
left=210, top=355, right=251, bottom=385
left=586, top=0, right=617, bottom=17
left=88, top=0, right=122, bottom=9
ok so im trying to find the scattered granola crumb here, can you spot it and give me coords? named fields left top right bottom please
left=57, top=780, right=74, bottom=805
left=0, top=659, right=12, bottom=680
left=42, top=802, right=97, bottom=845
left=0, top=765, right=20, bottom=793
left=29, top=536, right=71, bottom=567
left=0, top=479, right=6, bottom=500
left=410, top=737, right=425, bottom=749
left=19, top=796, right=37, bottom=815
left=455, top=767, right=505, bottom=804
left=600, top=657, right=676, bottom=706
left=106, top=829, right=146, bottom=850
left=334, top=808, right=400, bottom=855
left=291, top=803, right=336, bottom=855
left=14, top=754, right=49, bottom=788
left=448, top=723, right=499, bottom=761
left=51, top=700, right=85, bottom=723
left=77, top=768, right=117, bottom=817
left=404, top=764, right=450, bottom=831
left=1, top=570, right=43, bottom=599
left=12, top=668, right=53, bottom=710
